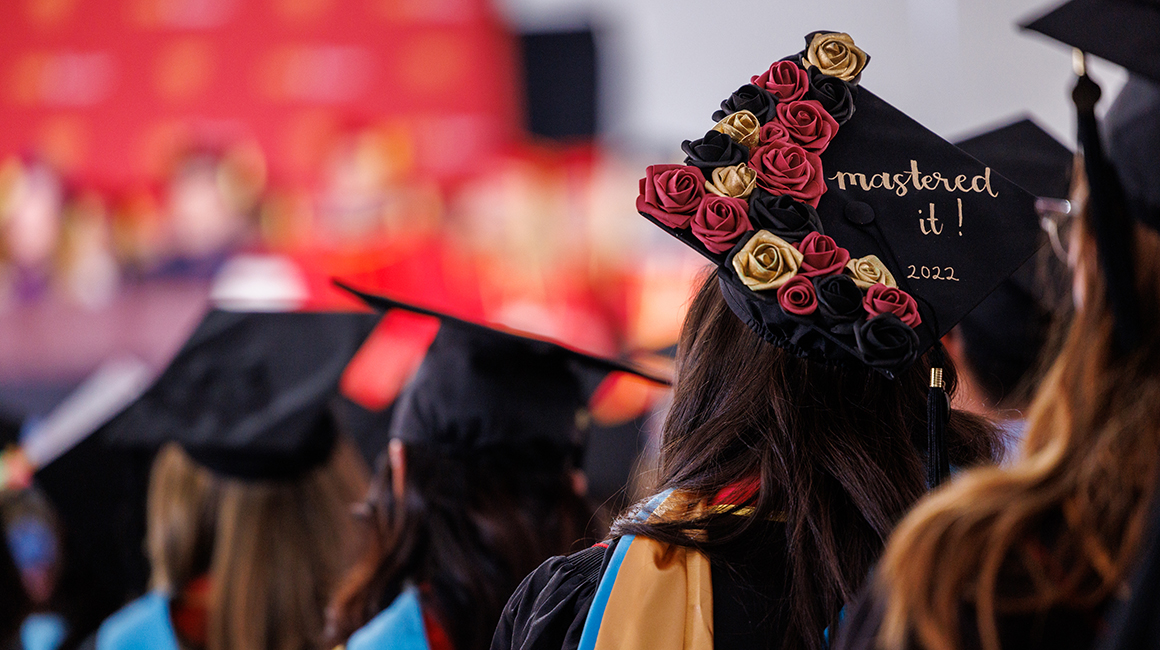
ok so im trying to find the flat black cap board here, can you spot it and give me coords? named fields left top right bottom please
left=635, top=31, right=1042, bottom=377
left=104, top=310, right=380, bottom=480
left=334, top=280, right=670, bottom=453
left=954, top=117, right=1074, bottom=201
left=1022, top=0, right=1160, bottom=85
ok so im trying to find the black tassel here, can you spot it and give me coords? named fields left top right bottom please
left=1072, top=51, right=1141, bottom=354
left=926, top=344, right=950, bottom=489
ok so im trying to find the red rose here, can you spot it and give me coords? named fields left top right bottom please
left=777, top=275, right=818, bottom=316
left=748, top=140, right=827, bottom=207
left=759, top=121, right=793, bottom=146
left=752, top=60, right=809, bottom=102
left=863, top=283, right=922, bottom=328
left=636, top=164, right=706, bottom=229
left=691, top=195, right=752, bottom=254
left=795, top=232, right=851, bottom=277
left=775, top=100, right=839, bottom=153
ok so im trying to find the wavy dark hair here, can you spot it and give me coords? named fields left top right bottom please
left=615, top=269, right=1001, bottom=650
left=326, top=441, right=594, bottom=650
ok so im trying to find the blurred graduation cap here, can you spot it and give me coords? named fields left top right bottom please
left=335, top=280, right=670, bottom=453
left=1023, top=0, right=1160, bottom=349
left=104, top=310, right=380, bottom=480
left=951, top=118, right=1074, bottom=407
left=635, top=31, right=1042, bottom=485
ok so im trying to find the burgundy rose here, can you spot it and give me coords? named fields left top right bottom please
left=775, top=100, right=840, bottom=153
left=691, top=195, right=752, bottom=254
left=748, top=140, right=827, bottom=207
left=759, top=121, right=793, bottom=146
left=777, top=275, right=818, bottom=316
left=862, top=283, right=922, bottom=327
left=795, top=232, right=851, bottom=277
left=751, top=60, right=809, bottom=102
left=635, top=164, right=706, bottom=229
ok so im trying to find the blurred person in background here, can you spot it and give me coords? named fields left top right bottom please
left=492, top=31, right=1042, bottom=650
left=833, top=3, right=1160, bottom=649
left=2, top=489, right=67, bottom=650
left=1, top=516, right=32, bottom=650
left=85, top=310, right=377, bottom=650
left=946, top=118, right=1075, bottom=455
left=326, top=287, right=668, bottom=650
left=0, top=157, right=64, bottom=305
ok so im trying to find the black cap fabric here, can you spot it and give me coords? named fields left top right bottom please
left=335, top=281, right=670, bottom=452
left=1023, top=0, right=1160, bottom=85
left=636, top=32, right=1042, bottom=375
left=105, top=310, right=380, bottom=480
left=955, top=117, right=1074, bottom=200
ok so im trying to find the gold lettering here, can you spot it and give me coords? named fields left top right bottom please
left=893, top=173, right=909, bottom=196
left=984, top=167, right=997, bottom=197
left=829, top=171, right=867, bottom=190
left=869, top=172, right=892, bottom=190
left=909, top=160, right=923, bottom=192
left=953, top=174, right=969, bottom=192
left=931, top=172, right=953, bottom=192
left=921, top=175, right=937, bottom=190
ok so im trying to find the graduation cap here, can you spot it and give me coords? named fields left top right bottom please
left=105, top=310, right=380, bottom=480
left=952, top=119, right=1074, bottom=406
left=334, top=281, right=670, bottom=453
left=635, top=31, right=1042, bottom=484
left=1023, top=1, right=1160, bottom=351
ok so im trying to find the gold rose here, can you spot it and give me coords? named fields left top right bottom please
left=804, top=32, right=869, bottom=83
left=844, top=254, right=897, bottom=289
left=732, top=230, right=804, bottom=292
left=712, top=110, right=761, bottom=150
left=706, top=163, right=757, bottom=199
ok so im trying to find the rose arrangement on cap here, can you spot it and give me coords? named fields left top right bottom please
left=636, top=32, right=922, bottom=369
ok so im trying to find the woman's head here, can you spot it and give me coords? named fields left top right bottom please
left=327, top=438, right=593, bottom=650
left=617, top=268, right=1000, bottom=650
left=872, top=170, right=1160, bottom=650
left=146, top=433, right=368, bottom=650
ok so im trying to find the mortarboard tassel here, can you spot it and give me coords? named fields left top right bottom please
left=926, top=343, right=950, bottom=489
left=1072, top=50, right=1141, bottom=354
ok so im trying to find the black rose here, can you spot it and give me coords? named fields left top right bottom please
left=854, top=314, right=919, bottom=370
left=712, top=84, right=778, bottom=124
left=682, top=130, right=749, bottom=176
left=806, top=66, right=857, bottom=125
left=813, top=274, right=863, bottom=322
left=747, top=189, right=824, bottom=243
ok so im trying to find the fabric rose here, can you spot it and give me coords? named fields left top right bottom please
left=795, top=232, right=850, bottom=277
left=804, top=31, right=869, bottom=83
left=777, top=275, right=818, bottom=316
left=712, top=110, right=761, bottom=150
left=863, top=283, right=922, bottom=327
left=682, top=130, right=749, bottom=176
left=747, top=140, right=827, bottom=207
left=854, top=314, right=919, bottom=370
left=845, top=255, right=897, bottom=289
left=635, top=164, right=706, bottom=229
left=712, top=84, right=778, bottom=124
left=747, top=189, right=823, bottom=242
left=759, top=121, right=793, bottom=146
left=806, top=66, right=857, bottom=125
left=750, top=60, right=809, bottom=102
left=812, top=274, right=864, bottom=322
left=775, top=100, right=839, bottom=153
left=691, top=195, right=752, bottom=254
left=706, top=164, right=757, bottom=199
left=730, top=230, right=803, bottom=291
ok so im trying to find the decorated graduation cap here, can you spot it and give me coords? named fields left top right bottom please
left=335, top=281, right=670, bottom=454
left=1024, top=0, right=1160, bottom=353
left=105, top=310, right=380, bottom=480
left=953, top=118, right=1074, bottom=406
left=635, top=31, right=1042, bottom=485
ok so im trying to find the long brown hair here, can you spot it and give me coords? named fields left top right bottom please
left=615, top=270, right=1000, bottom=650
left=147, top=437, right=368, bottom=650
left=326, top=442, right=594, bottom=650
left=873, top=194, right=1160, bottom=650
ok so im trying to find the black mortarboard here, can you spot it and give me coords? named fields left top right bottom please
left=335, top=281, right=670, bottom=453
left=636, top=31, right=1042, bottom=485
left=1023, top=1, right=1160, bottom=351
left=954, top=117, right=1073, bottom=200
left=105, top=310, right=380, bottom=480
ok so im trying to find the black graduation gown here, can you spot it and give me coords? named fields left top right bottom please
left=492, top=520, right=797, bottom=650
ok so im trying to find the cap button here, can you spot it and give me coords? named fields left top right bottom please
left=844, top=201, right=875, bottom=225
